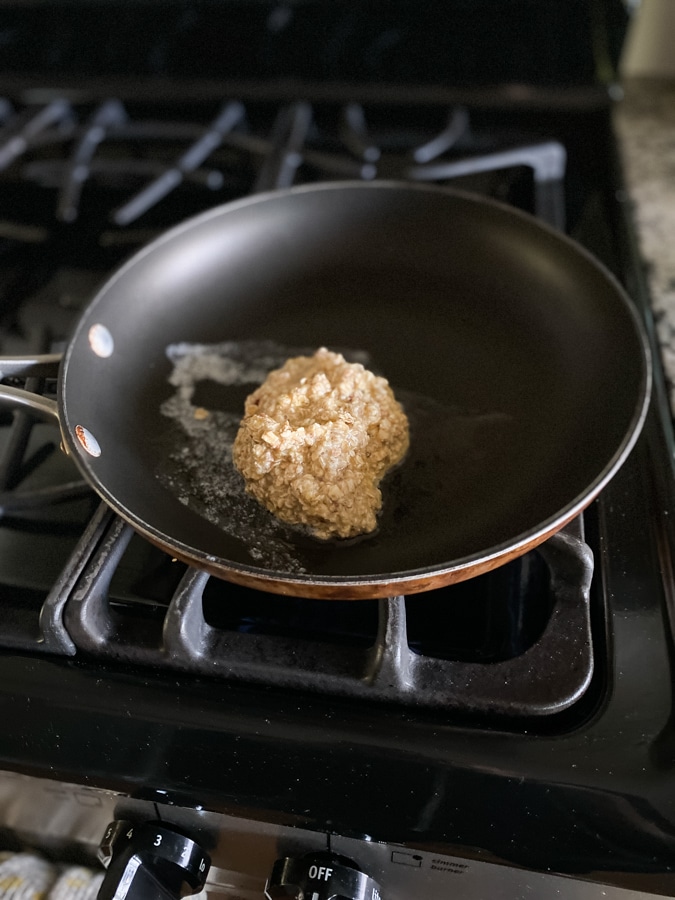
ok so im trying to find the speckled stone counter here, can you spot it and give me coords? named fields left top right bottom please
left=614, top=78, right=675, bottom=411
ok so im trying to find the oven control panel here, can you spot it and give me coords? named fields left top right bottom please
left=0, top=771, right=667, bottom=900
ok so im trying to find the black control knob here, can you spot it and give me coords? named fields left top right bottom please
left=265, top=851, right=382, bottom=900
left=96, top=820, right=210, bottom=900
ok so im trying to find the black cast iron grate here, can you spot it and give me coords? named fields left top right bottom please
left=0, top=96, right=567, bottom=233
left=0, top=93, right=590, bottom=717
left=10, top=493, right=593, bottom=717
left=66, top=513, right=595, bottom=716
left=0, top=368, right=595, bottom=717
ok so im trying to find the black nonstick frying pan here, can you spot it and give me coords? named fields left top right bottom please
left=0, top=182, right=651, bottom=598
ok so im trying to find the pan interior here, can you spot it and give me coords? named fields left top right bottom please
left=61, top=185, right=648, bottom=582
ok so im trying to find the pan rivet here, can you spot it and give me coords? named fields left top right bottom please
left=88, top=323, right=114, bottom=358
left=75, top=425, right=102, bottom=458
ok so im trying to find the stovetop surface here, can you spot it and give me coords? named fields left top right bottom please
left=0, top=1, right=674, bottom=890
left=0, top=88, right=671, bottom=885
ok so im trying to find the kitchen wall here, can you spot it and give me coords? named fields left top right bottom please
left=620, top=0, right=675, bottom=78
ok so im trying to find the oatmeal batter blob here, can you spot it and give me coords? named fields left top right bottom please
left=232, top=348, right=410, bottom=540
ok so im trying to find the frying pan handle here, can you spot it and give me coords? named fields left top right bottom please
left=0, top=353, right=62, bottom=423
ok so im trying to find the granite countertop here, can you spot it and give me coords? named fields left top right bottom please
left=614, top=78, right=675, bottom=413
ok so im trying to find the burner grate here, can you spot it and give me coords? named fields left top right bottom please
left=0, top=91, right=591, bottom=719
left=0, top=96, right=567, bottom=233
left=0, top=489, right=594, bottom=717
left=0, top=357, right=594, bottom=718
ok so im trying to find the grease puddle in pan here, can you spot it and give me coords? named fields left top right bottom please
left=158, top=341, right=315, bottom=574
left=157, top=340, right=514, bottom=576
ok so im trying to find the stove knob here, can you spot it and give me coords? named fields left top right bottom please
left=265, top=851, right=383, bottom=900
left=96, top=820, right=210, bottom=900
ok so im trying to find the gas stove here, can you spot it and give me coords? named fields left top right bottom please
left=0, top=3, right=674, bottom=900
